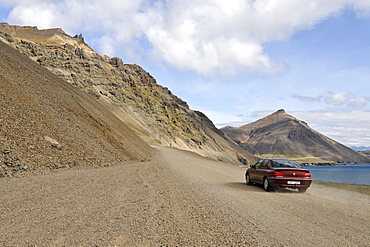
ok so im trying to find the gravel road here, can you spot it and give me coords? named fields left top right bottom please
left=1, top=146, right=369, bottom=246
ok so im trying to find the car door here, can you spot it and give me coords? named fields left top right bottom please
left=255, top=159, right=268, bottom=184
left=248, top=160, right=262, bottom=182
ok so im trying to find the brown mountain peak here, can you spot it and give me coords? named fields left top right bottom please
left=222, top=110, right=370, bottom=164
left=239, top=109, right=294, bottom=131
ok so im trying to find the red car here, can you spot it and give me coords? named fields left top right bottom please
left=245, top=158, right=312, bottom=192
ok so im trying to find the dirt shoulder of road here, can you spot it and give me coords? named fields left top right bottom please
left=313, top=180, right=370, bottom=195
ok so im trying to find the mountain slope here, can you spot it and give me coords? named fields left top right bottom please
left=0, top=23, right=256, bottom=165
left=0, top=39, right=154, bottom=176
left=221, top=109, right=370, bottom=164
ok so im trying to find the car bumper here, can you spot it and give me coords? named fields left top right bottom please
left=269, top=178, right=312, bottom=187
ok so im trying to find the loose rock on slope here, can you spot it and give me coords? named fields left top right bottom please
left=0, top=40, right=153, bottom=177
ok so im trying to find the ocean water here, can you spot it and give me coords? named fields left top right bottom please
left=302, top=164, right=370, bottom=185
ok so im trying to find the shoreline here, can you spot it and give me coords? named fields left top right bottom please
left=313, top=180, right=370, bottom=195
left=303, top=162, right=370, bottom=166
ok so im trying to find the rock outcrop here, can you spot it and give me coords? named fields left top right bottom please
left=222, top=109, right=370, bottom=164
left=0, top=23, right=256, bottom=166
left=0, top=40, right=154, bottom=177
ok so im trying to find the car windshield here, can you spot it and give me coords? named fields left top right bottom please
left=271, top=160, right=302, bottom=168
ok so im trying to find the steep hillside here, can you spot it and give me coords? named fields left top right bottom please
left=358, top=150, right=370, bottom=159
left=0, top=39, right=154, bottom=177
left=0, top=23, right=256, bottom=165
left=222, top=109, right=370, bottom=164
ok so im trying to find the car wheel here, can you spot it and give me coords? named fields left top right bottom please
left=298, top=187, right=308, bottom=193
left=263, top=177, right=272, bottom=192
left=246, top=173, right=252, bottom=185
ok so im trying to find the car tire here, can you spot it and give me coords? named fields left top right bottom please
left=298, top=187, right=308, bottom=193
left=246, top=173, right=252, bottom=185
left=263, top=177, right=273, bottom=192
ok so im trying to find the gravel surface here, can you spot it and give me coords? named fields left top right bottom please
left=1, top=146, right=369, bottom=246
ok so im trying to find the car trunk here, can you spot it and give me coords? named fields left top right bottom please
left=275, top=168, right=309, bottom=178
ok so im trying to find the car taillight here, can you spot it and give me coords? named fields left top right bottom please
left=304, top=172, right=311, bottom=179
left=273, top=171, right=283, bottom=178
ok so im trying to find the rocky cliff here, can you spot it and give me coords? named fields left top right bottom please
left=0, top=23, right=256, bottom=165
left=221, top=109, right=370, bottom=164
left=0, top=39, right=155, bottom=177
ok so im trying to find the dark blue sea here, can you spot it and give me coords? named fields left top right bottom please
left=302, top=164, right=370, bottom=185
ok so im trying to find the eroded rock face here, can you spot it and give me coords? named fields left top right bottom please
left=0, top=23, right=256, bottom=165
left=0, top=40, right=154, bottom=177
left=109, top=57, right=124, bottom=67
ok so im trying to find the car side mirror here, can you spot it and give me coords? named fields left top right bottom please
left=250, top=165, right=255, bottom=169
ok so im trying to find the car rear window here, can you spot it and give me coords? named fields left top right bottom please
left=271, top=160, right=302, bottom=168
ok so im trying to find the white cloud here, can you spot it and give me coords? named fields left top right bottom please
left=324, top=92, right=370, bottom=107
left=291, top=91, right=370, bottom=108
left=291, top=94, right=322, bottom=103
left=6, top=2, right=58, bottom=29
left=325, top=92, right=351, bottom=105
left=3, top=0, right=370, bottom=76
left=292, top=110, right=370, bottom=147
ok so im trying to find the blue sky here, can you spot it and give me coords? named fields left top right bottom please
left=1, top=0, right=370, bottom=147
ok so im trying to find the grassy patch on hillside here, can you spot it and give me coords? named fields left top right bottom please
left=259, top=154, right=305, bottom=159
left=258, top=154, right=333, bottom=163
left=294, top=157, right=334, bottom=163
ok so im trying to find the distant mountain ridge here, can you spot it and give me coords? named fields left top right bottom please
left=0, top=23, right=256, bottom=165
left=351, top=146, right=370, bottom=151
left=221, top=109, right=370, bottom=164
